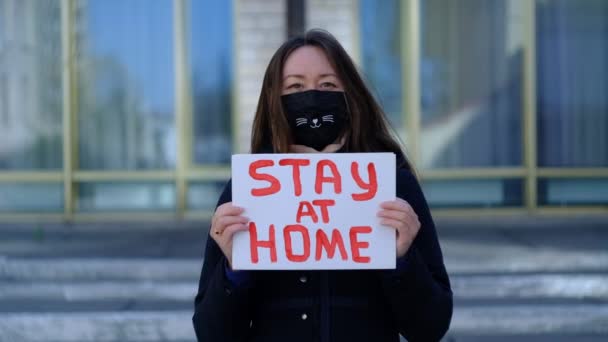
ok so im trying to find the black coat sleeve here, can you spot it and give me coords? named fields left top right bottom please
left=192, top=180, right=254, bottom=341
left=381, top=169, right=453, bottom=342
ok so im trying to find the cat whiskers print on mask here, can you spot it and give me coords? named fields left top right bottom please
left=295, top=114, right=335, bottom=129
left=322, top=114, right=334, bottom=123
left=311, top=114, right=335, bottom=128
left=295, top=117, right=308, bottom=127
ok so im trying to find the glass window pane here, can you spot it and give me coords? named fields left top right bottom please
left=188, top=181, right=227, bottom=210
left=359, top=0, right=404, bottom=135
left=420, top=0, right=523, bottom=168
left=191, top=0, right=233, bottom=165
left=422, top=179, right=523, bottom=208
left=76, top=0, right=175, bottom=170
left=538, top=178, right=608, bottom=206
left=0, top=2, right=4, bottom=50
left=0, top=0, right=63, bottom=170
left=0, top=183, right=63, bottom=212
left=536, top=0, right=608, bottom=167
left=77, top=182, right=175, bottom=212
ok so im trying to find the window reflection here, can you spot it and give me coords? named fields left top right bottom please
left=188, top=181, right=226, bottom=210
left=423, top=179, right=523, bottom=208
left=420, top=0, right=524, bottom=169
left=0, top=183, right=63, bottom=212
left=191, top=0, right=233, bottom=165
left=360, top=0, right=403, bottom=134
left=78, top=182, right=175, bottom=212
left=76, top=0, right=175, bottom=170
left=536, top=0, right=608, bottom=167
left=539, top=178, right=608, bottom=206
left=0, top=0, right=63, bottom=170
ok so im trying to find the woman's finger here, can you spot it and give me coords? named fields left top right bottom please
left=222, top=223, right=250, bottom=241
left=215, top=203, right=244, bottom=218
left=383, top=199, right=419, bottom=222
left=380, top=218, right=406, bottom=232
left=212, top=203, right=243, bottom=227
left=377, top=209, right=409, bottom=222
left=380, top=199, right=412, bottom=213
left=214, top=215, right=249, bottom=235
left=381, top=217, right=418, bottom=238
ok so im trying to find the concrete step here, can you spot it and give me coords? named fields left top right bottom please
left=0, top=281, right=196, bottom=302
left=3, top=253, right=608, bottom=281
left=0, top=216, right=606, bottom=341
left=451, top=273, right=608, bottom=300
left=0, top=222, right=206, bottom=259
left=444, top=240, right=608, bottom=274
left=0, top=258, right=201, bottom=281
left=1, top=304, right=607, bottom=341
left=1, top=274, right=607, bottom=304
left=0, top=298, right=191, bottom=313
left=0, top=311, right=195, bottom=342
left=443, top=334, right=608, bottom=342
left=450, top=304, right=608, bottom=335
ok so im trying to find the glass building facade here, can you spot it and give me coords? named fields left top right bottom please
left=0, top=0, right=606, bottom=220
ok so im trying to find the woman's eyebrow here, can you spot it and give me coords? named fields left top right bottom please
left=283, top=74, right=305, bottom=81
left=319, top=73, right=338, bottom=78
left=283, top=73, right=337, bottom=81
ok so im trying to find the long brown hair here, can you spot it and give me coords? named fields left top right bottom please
left=250, top=29, right=413, bottom=171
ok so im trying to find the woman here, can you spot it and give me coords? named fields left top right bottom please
left=193, top=29, right=452, bottom=342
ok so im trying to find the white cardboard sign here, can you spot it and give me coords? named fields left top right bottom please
left=231, top=153, right=396, bottom=270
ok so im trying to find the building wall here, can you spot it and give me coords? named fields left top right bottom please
left=234, top=0, right=286, bottom=153
left=306, top=0, right=359, bottom=64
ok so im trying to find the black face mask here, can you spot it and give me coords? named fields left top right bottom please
left=281, top=90, right=348, bottom=151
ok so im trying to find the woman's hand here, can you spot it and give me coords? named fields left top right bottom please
left=377, top=198, right=420, bottom=258
left=210, top=202, right=249, bottom=268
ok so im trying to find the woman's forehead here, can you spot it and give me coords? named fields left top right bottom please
left=283, top=45, right=337, bottom=78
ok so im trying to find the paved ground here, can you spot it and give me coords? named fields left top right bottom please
left=1, top=215, right=607, bottom=341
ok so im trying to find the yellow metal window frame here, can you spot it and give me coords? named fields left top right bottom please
left=0, top=0, right=606, bottom=222
left=396, top=0, right=608, bottom=217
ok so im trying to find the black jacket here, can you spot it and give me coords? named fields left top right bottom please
left=193, top=168, right=452, bottom=342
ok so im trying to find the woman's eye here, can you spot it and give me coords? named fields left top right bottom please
left=320, top=82, right=337, bottom=89
left=287, top=83, right=303, bottom=90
